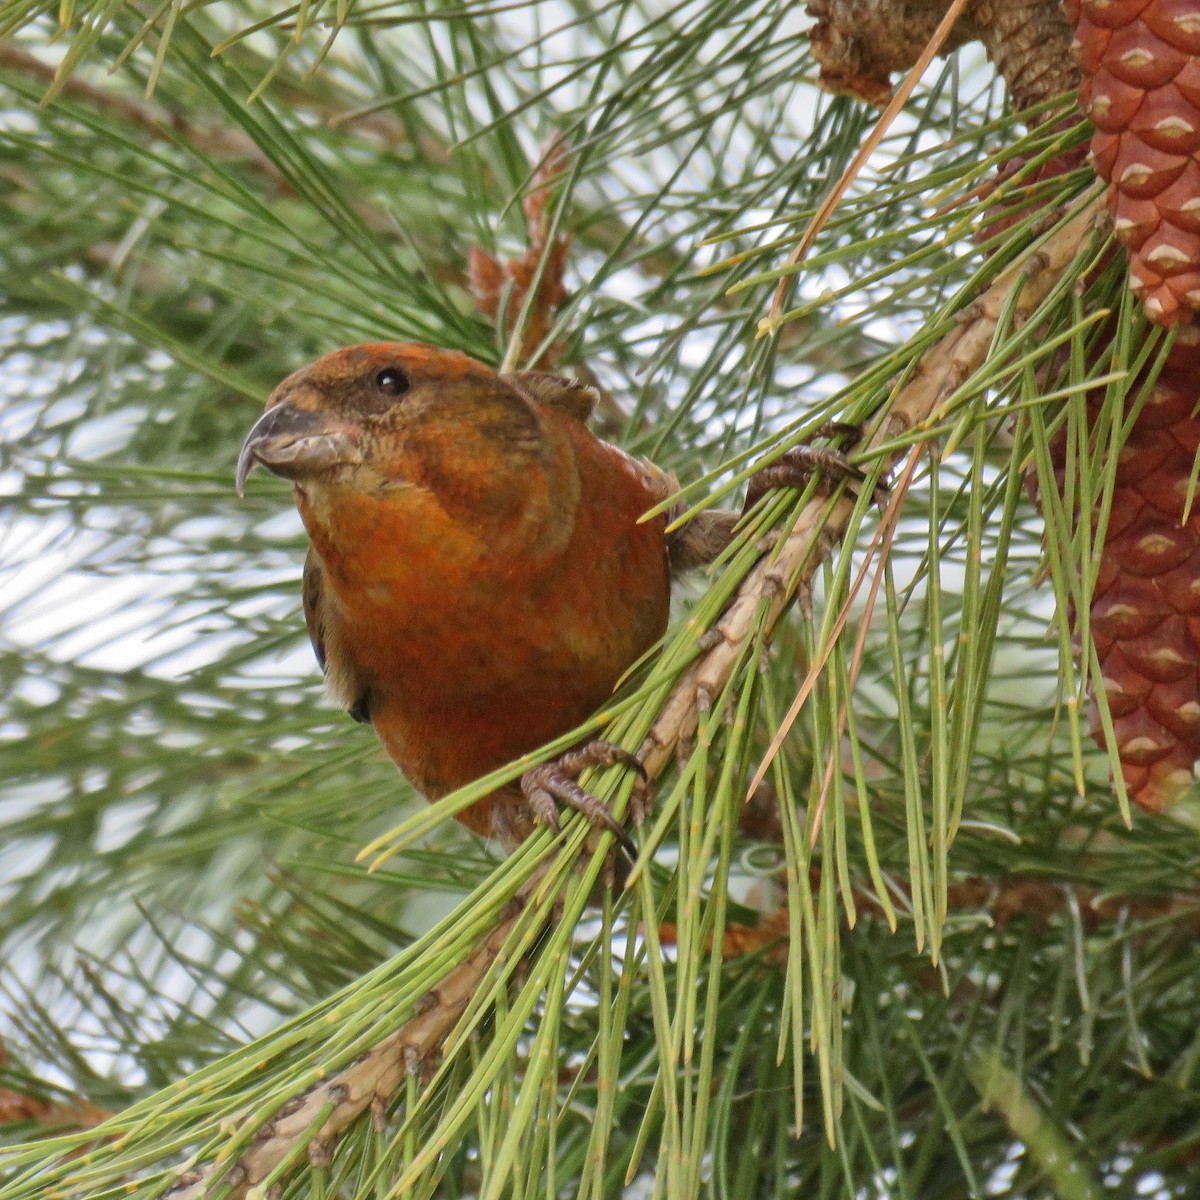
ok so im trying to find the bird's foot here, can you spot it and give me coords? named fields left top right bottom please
left=744, top=422, right=887, bottom=512
left=521, top=740, right=647, bottom=858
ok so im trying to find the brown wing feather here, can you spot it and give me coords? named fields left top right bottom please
left=302, top=545, right=373, bottom=724
left=302, top=545, right=327, bottom=673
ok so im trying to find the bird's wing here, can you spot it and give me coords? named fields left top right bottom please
left=502, top=370, right=599, bottom=422
left=302, top=544, right=328, bottom=673
left=302, top=545, right=372, bottom=724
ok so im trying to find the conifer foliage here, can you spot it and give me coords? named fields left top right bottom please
left=2, top=2, right=1200, bottom=1198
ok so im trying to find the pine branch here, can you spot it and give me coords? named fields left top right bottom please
left=164, top=897, right=528, bottom=1200
left=643, top=193, right=1110, bottom=784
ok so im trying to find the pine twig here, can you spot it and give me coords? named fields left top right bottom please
left=805, top=0, right=1076, bottom=116
left=164, top=899, right=527, bottom=1200
left=0, top=43, right=272, bottom=168
left=642, top=193, right=1110, bottom=782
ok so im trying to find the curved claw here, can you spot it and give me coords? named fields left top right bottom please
left=743, top=440, right=888, bottom=514
left=520, top=739, right=645, bottom=858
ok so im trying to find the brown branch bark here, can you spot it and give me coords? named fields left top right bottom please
left=1, top=41, right=872, bottom=370
left=0, top=43, right=276, bottom=168
left=0, top=43, right=441, bottom=168
left=0, top=1035, right=110, bottom=1137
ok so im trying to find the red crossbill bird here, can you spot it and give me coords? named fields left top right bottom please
left=237, top=343, right=872, bottom=851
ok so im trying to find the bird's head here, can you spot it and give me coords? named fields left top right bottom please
left=236, top=343, right=544, bottom=501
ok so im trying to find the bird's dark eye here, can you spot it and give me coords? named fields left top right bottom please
left=374, top=367, right=410, bottom=397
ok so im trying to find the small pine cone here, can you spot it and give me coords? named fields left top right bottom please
left=468, top=134, right=570, bottom=367
left=1064, top=321, right=1200, bottom=809
left=1068, top=0, right=1200, bottom=326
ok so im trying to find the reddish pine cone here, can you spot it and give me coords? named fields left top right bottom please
left=1068, top=0, right=1200, bottom=326
left=1083, top=320, right=1200, bottom=809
